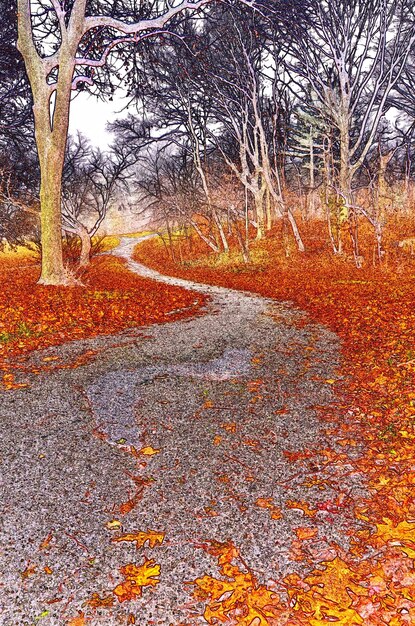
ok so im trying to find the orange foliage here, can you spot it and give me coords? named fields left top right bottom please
left=136, top=221, right=415, bottom=624
left=0, top=254, right=205, bottom=388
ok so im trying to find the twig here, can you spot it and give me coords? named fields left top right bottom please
left=397, top=358, right=415, bottom=367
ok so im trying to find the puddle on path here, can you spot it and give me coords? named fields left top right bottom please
left=86, top=348, right=251, bottom=447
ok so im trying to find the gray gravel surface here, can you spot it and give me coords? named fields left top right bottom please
left=0, top=237, right=363, bottom=625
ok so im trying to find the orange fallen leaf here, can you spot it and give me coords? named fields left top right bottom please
left=286, top=499, right=318, bottom=517
left=39, top=531, right=53, bottom=550
left=204, top=506, right=218, bottom=517
left=67, top=612, right=87, bottom=626
left=118, top=498, right=138, bottom=516
left=220, top=422, right=236, bottom=433
left=113, top=558, right=161, bottom=602
left=242, top=438, right=261, bottom=449
left=193, top=540, right=281, bottom=624
left=295, top=527, right=318, bottom=540
left=84, top=592, right=114, bottom=608
left=213, top=435, right=222, bottom=446
left=112, top=529, right=165, bottom=550
left=255, top=497, right=282, bottom=520
left=21, top=564, right=37, bottom=579
left=255, top=497, right=273, bottom=509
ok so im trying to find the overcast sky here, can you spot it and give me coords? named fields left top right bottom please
left=68, top=92, right=131, bottom=149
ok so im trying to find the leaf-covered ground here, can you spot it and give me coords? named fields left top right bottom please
left=134, top=223, right=415, bottom=625
left=0, top=250, right=205, bottom=390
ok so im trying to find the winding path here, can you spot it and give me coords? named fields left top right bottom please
left=0, top=237, right=349, bottom=625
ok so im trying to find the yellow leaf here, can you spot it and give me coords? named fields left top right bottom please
left=304, top=557, right=367, bottom=606
left=309, top=607, right=363, bottom=626
left=113, top=559, right=161, bottom=602
left=401, top=546, right=415, bottom=559
left=106, top=519, right=122, bottom=531
left=139, top=446, right=160, bottom=456
left=286, top=499, right=317, bottom=517
left=375, top=518, right=415, bottom=546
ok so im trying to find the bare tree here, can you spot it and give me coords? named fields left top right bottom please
left=286, top=0, right=415, bottom=261
left=61, top=134, right=135, bottom=266
left=16, top=0, right=225, bottom=284
left=195, top=8, right=304, bottom=250
left=1, top=0, right=32, bottom=139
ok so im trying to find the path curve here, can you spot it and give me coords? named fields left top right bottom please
left=0, top=237, right=350, bottom=625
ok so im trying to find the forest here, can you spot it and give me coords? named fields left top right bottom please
left=3, top=1, right=415, bottom=625
left=3, top=0, right=415, bottom=272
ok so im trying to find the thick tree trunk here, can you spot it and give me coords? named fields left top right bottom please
left=37, top=63, right=73, bottom=283
left=18, top=6, right=75, bottom=285
left=38, top=154, right=68, bottom=283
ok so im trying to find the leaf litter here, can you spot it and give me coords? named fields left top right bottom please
left=134, top=226, right=415, bottom=624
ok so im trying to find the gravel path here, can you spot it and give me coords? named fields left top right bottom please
left=0, top=237, right=354, bottom=625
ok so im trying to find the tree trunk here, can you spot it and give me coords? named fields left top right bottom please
left=78, top=223, right=92, bottom=267
left=339, top=121, right=352, bottom=256
left=308, top=129, right=316, bottom=216
left=212, top=207, right=229, bottom=253
left=17, top=6, right=75, bottom=285
left=254, top=179, right=266, bottom=240
left=38, top=152, right=68, bottom=283
left=287, top=208, right=305, bottom=253
left=38, top=62, right=74, bottom=282
left=265, top=186, right=272, bottom=231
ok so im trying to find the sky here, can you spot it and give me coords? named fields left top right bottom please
left=68, top=92, right=131, bottom=149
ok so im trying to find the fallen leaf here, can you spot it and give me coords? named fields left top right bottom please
left=286, top=499, right=318, bottom=517
left=106, top=520, right=123, bottom=531
left=111, top=529, right=165, bottom=550
left=113, top=559, right=161, bottom=602
left=21, top=564, right=37, bottom=579
left=295, top=527, right=318, bottom=540
left=67, top=612, right=87, bottom=626
left=139, top=446, right=160, bottom=456
left=84, top=592, right=114, bottom=608
left=39, top=532, right=53, bottom=550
